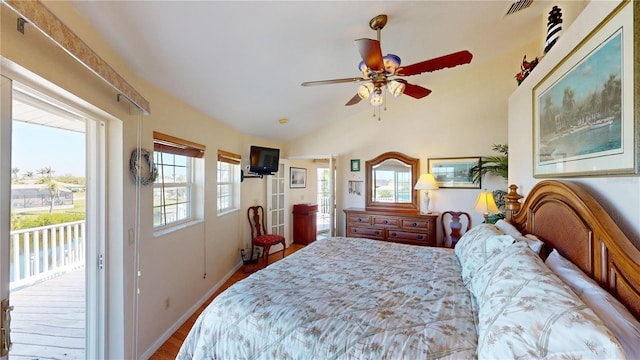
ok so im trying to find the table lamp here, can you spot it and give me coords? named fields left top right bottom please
left=473, top=189, right=501, bottom=223
left=414, top=173, right=439, bottom=214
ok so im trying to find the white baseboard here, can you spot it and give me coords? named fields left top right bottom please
left=140, top=260, right=244, bottom=359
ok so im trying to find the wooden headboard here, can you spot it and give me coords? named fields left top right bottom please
left=505, top=180, right=640, bottom=321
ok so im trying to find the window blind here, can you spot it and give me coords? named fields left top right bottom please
left=153, top=131, right=205, bottom=158
left=217, top=149, right=241, bottom=165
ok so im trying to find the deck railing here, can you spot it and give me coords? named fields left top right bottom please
left=317, top=195, right=331, bottom=233
left=317, top=195, right=331, bottom=216
left=9, top=220, right=85, bottom=290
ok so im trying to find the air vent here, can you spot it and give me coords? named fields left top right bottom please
left=505, top=0, right=534, bottom=16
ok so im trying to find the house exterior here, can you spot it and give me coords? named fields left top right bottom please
left=11, top=184, right=73, bottom=211
left=0, top=1, right=637, bottom=358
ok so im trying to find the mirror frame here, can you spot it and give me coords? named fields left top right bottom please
left=365, top=151, right=420, bottom=213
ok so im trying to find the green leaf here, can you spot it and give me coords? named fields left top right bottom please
left=470, top=144, right=508, bottom=183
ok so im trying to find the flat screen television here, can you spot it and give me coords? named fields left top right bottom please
left=249, top=146, right=280, bottom=175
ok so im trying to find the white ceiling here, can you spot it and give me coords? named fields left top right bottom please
left=68, top=1, right=582, bottom=142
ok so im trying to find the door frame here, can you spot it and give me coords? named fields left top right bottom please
left=266, top=159, right=290, bottom=248
left=0, top=75, right=12, bottom=360
left=288, top=155, right=337, bottom=237
left=1, top=61, right=108, bottom=359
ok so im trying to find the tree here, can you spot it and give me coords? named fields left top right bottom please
left=470, top=144, right=508, bottom=184
left=37, top=166, right=61, bottom=214
left=541, top=95, right=556, bottom=137
left=11, top=167, right=20, bottom=183
left=561, top=87, right=576, bottom=130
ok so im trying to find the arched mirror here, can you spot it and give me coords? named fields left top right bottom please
left=365, top=152, right=419, bottom=212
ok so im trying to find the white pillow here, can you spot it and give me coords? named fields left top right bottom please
left=454, top=223, right=514, bottom=286
left=472, top=242, right=625, bottom=359
left=546, top=249, right=640, bottom=359
left=521, top=233, right=544, bottom=254
left=495, top=220, right=543, bottom=254
left=494, top=219, right=522, bottom=238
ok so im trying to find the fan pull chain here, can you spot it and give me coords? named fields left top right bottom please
left=383, top=88, right=388, bottom=112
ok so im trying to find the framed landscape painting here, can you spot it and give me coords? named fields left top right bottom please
left=428, top=157, right=481, bottom=189
left=290, top=167, right=306, bottom=188
left=533, top=1, right=637, bottom=177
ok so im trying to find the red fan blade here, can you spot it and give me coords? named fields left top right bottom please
left=355, top=38, right=384, bottom=72
left=345, top=94, right=362, bottom=106
left=397, top=79, right=432, bottom=99
left=396, top=50, right=473, bottom=76
left=301, top=77, right=366, bottom=86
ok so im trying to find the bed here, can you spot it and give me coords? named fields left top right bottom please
left=178, top=180, right=640, bottom=359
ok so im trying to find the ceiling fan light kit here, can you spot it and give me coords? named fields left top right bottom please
left=370, top=90, right=383, bottom=107
left=301, top=13, right=473, bottom=115
left=387, top=80, right=405, bottom=98
left=357, top=82, right=374, bottom=100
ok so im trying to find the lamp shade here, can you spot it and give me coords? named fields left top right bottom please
left=370, top=91, right=383, bottom=107
left=388, top=80, right=405, bottom=98
left=358, top=60, right=372, bottom=79
left=414, top=173, right=439, bottom=190
left=357, top=82, right=374, bottom=100
left=473, top=189, right=501, bottom=215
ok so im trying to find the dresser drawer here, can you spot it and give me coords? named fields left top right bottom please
left=343, top=209, right=438, bottom=247
left=348, top=226, right=385, bottom=240
left=388, top=230, right=435, bottom=245
left=401, top=219, right=433, bottom=229
left=348, top=214, right=372, bottom=225
left=372, top=216, right=400, bottom=228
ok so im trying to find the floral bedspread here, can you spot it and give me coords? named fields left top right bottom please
left=177, top=237, right=478, bottom=359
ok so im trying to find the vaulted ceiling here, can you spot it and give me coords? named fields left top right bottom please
left=69, top=1, right=586, bottom=142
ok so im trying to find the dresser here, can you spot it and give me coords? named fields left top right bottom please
left=344, top=208, right=438, bottom=246
left=293, top=204, right=318, bottom=245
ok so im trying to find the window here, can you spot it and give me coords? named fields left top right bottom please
left=373, top=162, right=412, bottom=203
left=217, top=150, right=241, bottom=215
left=153, top=132, right=205, bottom=228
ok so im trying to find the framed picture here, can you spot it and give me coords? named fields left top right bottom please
left=290, top=167, right=307, bottom=188
left=533, top=1, right=637, bottom=177
left=428, top=157, right=481, bottom=189
left=350, top=159, right=360, bottom=172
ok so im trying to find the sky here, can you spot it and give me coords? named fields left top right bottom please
left=541, top=30, right=621, bottom=106
left=11, top=121, right=85, bottom=177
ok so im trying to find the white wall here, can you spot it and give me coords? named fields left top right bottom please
left=288, top=159, right=319, bottom=206
left=509, top=0, right=640, bottom=248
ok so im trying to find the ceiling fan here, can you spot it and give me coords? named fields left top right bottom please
left=301, top=14, right=473, bottom=107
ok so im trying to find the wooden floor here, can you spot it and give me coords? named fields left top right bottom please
left=10, top=270, right=85, bottom=360
left=150, top=244, right=305, bottom=359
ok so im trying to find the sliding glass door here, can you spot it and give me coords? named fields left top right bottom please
left=1, top=73, right=106, bottom=359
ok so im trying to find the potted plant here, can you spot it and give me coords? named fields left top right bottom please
left=470, top=144, right=508, bottom=223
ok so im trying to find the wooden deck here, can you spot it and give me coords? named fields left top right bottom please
left=9, top=270, right=85, bottom=360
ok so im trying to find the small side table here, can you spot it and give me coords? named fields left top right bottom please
left=293, top=204, right=318, bottom=245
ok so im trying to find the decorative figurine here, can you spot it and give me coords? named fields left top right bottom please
left=515, top=55, right=539, bottom=85
left=544, top=6, right=563, bottom=54
left=515, top=5, right=562, bottom=85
